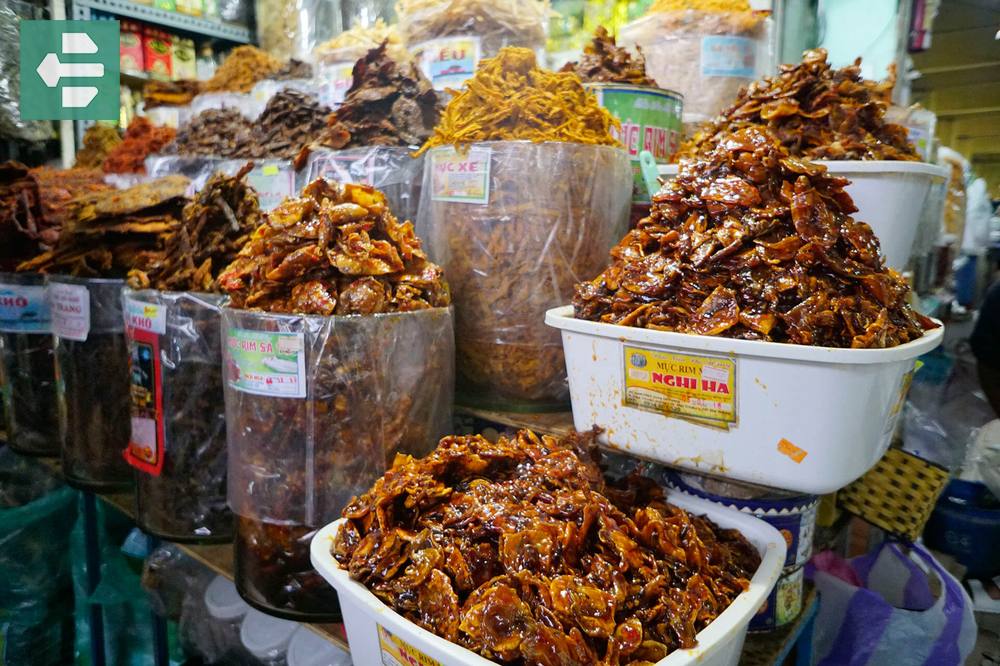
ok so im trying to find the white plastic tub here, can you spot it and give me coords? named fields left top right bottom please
left=311, top=491, right=785, bottom=666
left=657, top=161, right=949, bottom=271
left=545, top=306, right=944, bottom=494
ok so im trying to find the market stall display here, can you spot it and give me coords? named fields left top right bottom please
left=676, top=49, right=917, bottom=162
left=416, top=47, right=630, bottom=409
left=396, top=0, right=550, bottom=90
left=620, top=0, right=768, bottom=122
left=123, top=167, right=263, bottom=542
left=318, top=428, right=785, bottom=665
left=0, top=272, right=58, bottom=456
left=219, top=178, right=453, bottom=619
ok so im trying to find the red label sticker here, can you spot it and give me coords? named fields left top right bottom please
left=126, top=326, right=165, bottom=476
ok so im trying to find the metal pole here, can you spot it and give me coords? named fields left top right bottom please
left=82, top=492, right=106, bottom=666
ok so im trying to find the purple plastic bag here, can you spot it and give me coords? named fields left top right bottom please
left=806, top=543, right=976, bottom=666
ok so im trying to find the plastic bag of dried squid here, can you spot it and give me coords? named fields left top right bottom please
left=48, top=275, right=132, bottom=490
left=0, top=272, right=59, bottom=457
left=620, top=2, right=771, bottom=121
left=221, top=307, right=454, bottom=620
left=303, top=147, right=425, bottom=225
left=416, top=141, right=631, bottom=410
left=122, top=289, right=232, bottom=543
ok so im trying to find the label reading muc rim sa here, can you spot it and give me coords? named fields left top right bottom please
left=623, top=345, right=737, bottom=429
left=378, top=624, right=442, bottom=666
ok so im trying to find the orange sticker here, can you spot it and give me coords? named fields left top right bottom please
left=777, top=438, right=807, bottom=463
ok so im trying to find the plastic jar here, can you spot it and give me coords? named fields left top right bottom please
left=417, top=141, right=631, bottom=410
left=49, top=275, right=131, bottom=490
left=240, top=609, right=298, bottom=665
left=0, top=272, right=59, bottom=456
left=223, top=306, right=453, bottom=620
left=287, top=626, right=352, bottom=666
left=123, top=289, right=232, bottom=542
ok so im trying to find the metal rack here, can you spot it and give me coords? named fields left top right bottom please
left=70, top=0, right=252, bottom=42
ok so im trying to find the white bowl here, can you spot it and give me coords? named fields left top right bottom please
left=546, top=305, right=943, bottom=494
left=311, top=490, right=786, bottom=666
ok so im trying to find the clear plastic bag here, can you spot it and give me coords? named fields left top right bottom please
left=397, top=0, right=549, bottom=90
left=304, top=147, right=425, bottom=224
left=0, top=449, right=76, bottom=666
left=222, top=306, right=454, bottom=619
left=181, top=92, right=264, bottom=126
left=49, top=275, right=132, bottom=490
left=416, top=141, right=630, bottom=409
left=620, top=9, right=769, bottom=120
left=255, top=0, right=341, bottom=61
left=141, top=544, right=214, bottom=620
left=0, top=272, right=59, bottom=456
left=0, top=3, right=52, bottom=142
left=123, top=289, right=233, bottom=543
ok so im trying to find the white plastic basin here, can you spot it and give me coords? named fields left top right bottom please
left=311, top=491, right=786, bottom=666
left=545, top=306, right=944, bottom=494
left=657, top=161, right=949, bottom=271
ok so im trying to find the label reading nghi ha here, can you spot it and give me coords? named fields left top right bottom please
left=623, top=345, right=737, bottom=428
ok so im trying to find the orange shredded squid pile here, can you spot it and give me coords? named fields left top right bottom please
left=416, top=47, right=620, bottom=155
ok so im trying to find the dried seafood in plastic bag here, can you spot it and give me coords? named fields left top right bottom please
left=102, top=117, right=177, bottom=174
left=575, top=126, right=936, bottom=348
left=678, top=49, right=919, bottom=162
left=166, top=108, right=257, bottom=158
left=19, top=175, right=188, bottom=278
left=128, top=163, right=262, bottom=291
left=252, top=89, right=331, bottom=159
left=0, top=163, right=110, bottom=270
left=218, top=177, right=450, bottom=314
left=204, top=45, right=282, bottom=93
left=144, top=79, right=203, bottom=108
left=560, top=26, right=655, bottom=86
left=272, top=59, right=313, bottom=80
left=416, top=47, right=619, bottom=155
left=312, top=43, right=441, bottom=151
left=333, top=428, right=760, bottom=663
left=74, top=124, right=123, bottom=169
left=314, top=18, right=405, bottom=62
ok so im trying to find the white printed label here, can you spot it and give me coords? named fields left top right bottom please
left=700, top=36, right=756, bottom=78
left=50, top=284, right=90, bottom=341
left=318, top=61, right=356, bottom=106
left=124, top=297, right=167, bottom=335
left=247, top=162, right=296, bottom=212
left=429, top=147, right=491, bottom=204
left=415, top=35, right=482, bottom=90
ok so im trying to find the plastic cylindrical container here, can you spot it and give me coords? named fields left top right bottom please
left=49, top=275, right=131, bottom=490
left=288, top=626, right=353, bottom=666
left=657, top=161, right=951, bottom=271
left=123, top=289, right=232, bottom=543
left=304, top=147, right=425, bottom=225
left=417, top=141, right=631, bottom=410
left=0, top=272, right=59, bottom=456
left=620, top=9, right=770, bottom=120
left=545, top=305, right=944, bottom=494
left=311, top=490, right=786, bottom=666
left=923, top=480, right=1000, bottom=579
left=223, top=306, right=454, bottom=620
left=750, top=565, right=804, bottom=632
left=240, top=609, right=298, bottom=665
left=181, top=575, right=253, bottom=664
left=663, top=471, right=818, bottom=570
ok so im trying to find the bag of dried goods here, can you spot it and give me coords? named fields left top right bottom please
left=218, top=177, right=453, bottom=619
left=123, top=166, right=263, bottom=543
left=396, top=0, right=550, bottom=90
left=620, top=0, right=769, bottom=121
left=0, top=272, right=58, bottom=456
left=204, top=46, right=282, bottom=94
left=254, top=0, right=340, bottom=61
left=332, top=428, right=762, bottom=662
left=415, top=47, right=631, bottom=409
left=677, top=48, right=919, bottom=162
left=21, top=176, right=189, bottom=490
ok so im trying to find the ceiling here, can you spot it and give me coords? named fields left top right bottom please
left=910, top=0, right=1000, bottom=197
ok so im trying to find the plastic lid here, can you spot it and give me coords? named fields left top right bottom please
left=287, top=627, right=353, bottom=666
left=240, top=610, right=299, bottom=659
left=204, top=576, right=250, bottom=621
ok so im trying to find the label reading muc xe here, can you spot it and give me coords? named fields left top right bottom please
left=378, top=624, right=442, bottom=666
left=623, top=345, right=737, bottom=428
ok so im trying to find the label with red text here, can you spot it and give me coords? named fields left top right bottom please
left=225, top=328, right=306, bottom=398
left=378, top=624, right=442, bottom=666
left=124, top=296, right=166, bottom=335
left=429, top=146, right=491, bottom=204
left=126, top=326, right=164, bottom=476
left=415, top=35, right=481, bottom=90
left=623, top=345, right=737, bottom=428
left=50, top=283, right=90, bottom=341
left=0, top=284, right=49, bottom=333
